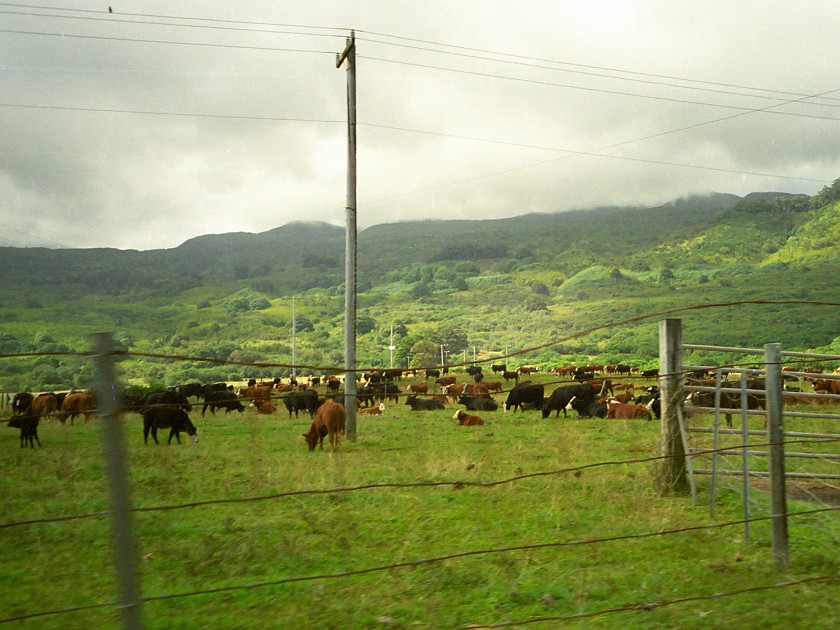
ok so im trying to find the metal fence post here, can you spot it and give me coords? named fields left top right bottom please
left=93, top=332, right=143, bottom=629
left=659, top=319, right=688, bottom=492
left=765, top=342, right=789, bottom=568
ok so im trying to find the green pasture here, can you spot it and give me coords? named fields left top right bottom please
left=1, top=383, right=838, bottom=629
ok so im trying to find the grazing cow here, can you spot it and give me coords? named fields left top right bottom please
left=406, top=381, right=428, bottom=395
left=202, top=390, right=245, bottom=416
left=143, top=407, right=198, bottom=444
left=303, top=400, right=346, bottom=452
left=425, top=369, right=440, bottom=379
left=58, top=392, right=96, bottom=425
left=283, top=389, right=319, bottom=418
left=11, top=392, right=34, bottom=415
left=174, top=382, right=205, bottom=401
left=502, top=370, right=519, bottom=383
left=491, top=364, right=507, bottom=374
left=481, top=380, right=503, bottom=393
left=238, top=386, right=272, bottom=404
left=504, top=383, right=545, bottom=412
left=145, top=390, right=192, bottom=413
left=30, top=393, right=58, bottom=420
left=605, top=400, right=652, bottom=420
left=466, top=366, right=483, bottom=377
left=204, top=382, right=232, bottom=399
left=542, top=383, right=596, bottom=418
left=641, top=369, right=659, bottom=378
left=358, top=403, right=386, bottom=416
left=615, top=364, right=632, bottom=376
left=453, top=409, right=484, bottom=426
left=8, top=413, right=41, bottom=448
left=517, top=365, right=537, bottom=375
left=405, top=395, right=445, bottom=411
left=458, top=394, right=499, bottom=411
left=435, top=375, right=457, bottom=391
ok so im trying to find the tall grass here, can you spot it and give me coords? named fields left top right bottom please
left=1, top=393, right=837, bottom=629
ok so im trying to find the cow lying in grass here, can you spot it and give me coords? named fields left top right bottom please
left=303, top=400, right=346, bottom=452
left=405, top=395, right=445, bottom=411
left=605, top=399, right=652, bottom=420
left=453, top=409, right=484, bottom=426
left=358, top=404, right=383, bottom=416
left=8, top=414, right=41, bottom=448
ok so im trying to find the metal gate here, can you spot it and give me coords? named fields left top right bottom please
left=658, top=319, right=840, bottom=566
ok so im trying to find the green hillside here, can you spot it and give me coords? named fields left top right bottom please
left=1, top=183, right=839, bottom=391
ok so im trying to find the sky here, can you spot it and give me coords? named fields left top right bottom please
left=2, top=1, right=840, bottom=250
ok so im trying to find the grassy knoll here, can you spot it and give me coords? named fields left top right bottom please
left=1, top=378, right=837, bottom=628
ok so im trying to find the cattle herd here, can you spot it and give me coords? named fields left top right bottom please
left=4, top=362, right=839, bottom=451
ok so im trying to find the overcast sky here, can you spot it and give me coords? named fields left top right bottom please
left=2, top=1, right=839, bottom=250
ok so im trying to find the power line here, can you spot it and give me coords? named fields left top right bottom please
left=359, top=55, right=840, bottom=123
left=356, top=36, right=840, bottom=111
left=0, top=27, right=337, bottom=55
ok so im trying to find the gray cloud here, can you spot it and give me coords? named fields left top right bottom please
left=2, top=1, right=839, bottom=249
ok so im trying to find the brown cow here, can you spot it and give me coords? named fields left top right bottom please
left=30, top=393, right=58, bottom=420
left=812, top=379, right=840, bottom=395
left=303, top=400, right=346, bottom=452
left=482, top=380, right=503, bottom=393
left=239, top=386, right=272, bottom=402
left=252, top=400, right=276, bottom=414
left=435, top=375, right=457, bottom=391
left=406, top=381, right=428, bottom=395
left=58, top=392, right=95, bottom=425
left=453, top=409, right=484, bottom=426
left=358, top=403, right=386, bottom=416
left=605, top=400, right=651, bottom=420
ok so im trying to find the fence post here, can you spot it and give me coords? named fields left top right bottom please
left=659, top=319, right=688, bottom=492
left=765, top=342, right=789, bottom=568
left=93, top=332, right=143, bottom=629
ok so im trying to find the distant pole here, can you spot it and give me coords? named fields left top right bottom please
left=92, top=333, right=142, bottom=629
left=291, top=297, right=297, bottom=381
left=765, top=343, right=789, bottom=567
left=440, top=344, right=446, bottom=368
left=337, top=31, right=357, bottom=440
left=389, top=324, right=395, bottom=369
left=659, top=319, right=688, bottom=492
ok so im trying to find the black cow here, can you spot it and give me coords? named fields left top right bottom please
left=202, top=390, right=245, bottom=416
left=466, top=366, right=483, bottom=377
left=615, top=364, right=631, bottom=376
left=144, top=390, right=192, bottom=413
left=8, top=413, right=41, bottom=448
left=383, top=369, right=402, bottom=381
left=567, top=397, right=608, bottom=418
left=504, top=383, right=545, bottom=412
left=283, top=389, right=319, bottom=418
left=357, top=383, right=377, bottom=408
left=142, top=407, right=198, bottom=444
left=458, top=394, right=499, bottom=411
left=405, top=395, right=445, bottom=411
left=11, top=392, right=33, bottom=415
left=119, top=391, right=148, bottom=414
left=641, top=369, right=659, bottom=378
left=425, top=369, right=440, bottom=379
left=542, top=383, right=596, bottom=418
left=174, top=382, right=205, bottom=400
left=635, top=387, right=661, bottom=420
left=204, top=382, right=231, bottom=398
left=491, top=364, right=507, bottom=373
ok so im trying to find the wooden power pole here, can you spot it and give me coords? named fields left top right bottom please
left=337, top=31, right=357, bottom=440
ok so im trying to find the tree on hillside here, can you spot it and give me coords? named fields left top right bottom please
left=810, top=176, right=840, bottom=209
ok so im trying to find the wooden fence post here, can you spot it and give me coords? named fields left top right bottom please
left=765, top=342, right=789, bottom=567
left=659, top=319, right=688, bottom=492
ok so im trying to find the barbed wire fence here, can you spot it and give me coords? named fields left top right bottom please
left=1, top=304, right=839, bottom=627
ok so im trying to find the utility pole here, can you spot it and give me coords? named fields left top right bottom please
left=337, top=31, right=357, bottom=440
left=389, top=324, right=395, bottom=369
left=291, top=297, right=297, bottom=382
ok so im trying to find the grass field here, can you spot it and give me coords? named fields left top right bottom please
left=1, top=381, right=838, bottom=629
